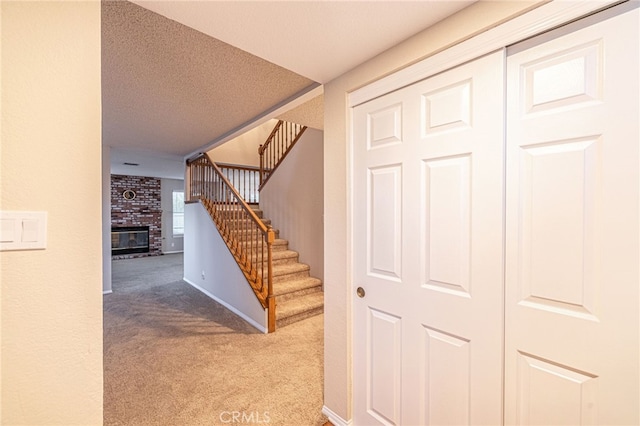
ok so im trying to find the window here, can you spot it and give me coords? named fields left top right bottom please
left=172, top=190, right=184, bottom=236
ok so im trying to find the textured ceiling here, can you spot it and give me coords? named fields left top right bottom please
left=102, top=0, right=317, bottom=160
left=277, top=94, right=324, bottom=131
left=105, top=0, right=476, bottom=178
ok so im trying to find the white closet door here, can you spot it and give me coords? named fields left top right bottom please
left=504, top=7, right=639, bottom=425
left=353, top=50, right=505, bottom=425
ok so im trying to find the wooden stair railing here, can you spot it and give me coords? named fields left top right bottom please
left=216, top=162, right=260, bottom=204
left=258, top=120, right=307, bottom=189
left=186, top=153, right=276, bottom=332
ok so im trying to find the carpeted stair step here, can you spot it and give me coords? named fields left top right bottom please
left=271, top=249, right=299, bottom=265
left=232, top=227, right=279, bottom=239
left=236, top=238, right=288, bottom=253
left=274, top=277, right=322, bottom=302
left=272, top=262, right=310, bottom=283
left=276, top=291, right=324, bottom=329
left=213, top=209, right=269, bottom=225
left=222, top=217, right=272, bottom=227
left=271, top=238, right=289, bottom=251
left=236, top=236, right=285, bottom=254
left=224, top=221, right=273, bottom=230
left=249, top=249, right=298, bottom=266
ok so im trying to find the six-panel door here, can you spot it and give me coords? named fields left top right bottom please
left=504, top=8, right=639, bottom=425
left=353, top=51, right=505, bottom=425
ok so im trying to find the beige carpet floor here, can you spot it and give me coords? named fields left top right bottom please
left=104, top=253, right=326, bottom=426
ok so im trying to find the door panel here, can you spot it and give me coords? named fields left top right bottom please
left=516, top=352, right=598, bottom=426
left=368, top=308, right=402, bottom=425
left=423, top=155, right=471, bottom=295
left=422, top=326, right=471, bottom=425
left=368, top=165, right=403, bottom=281
left=518, top=137, right=599, bottom=318
left=422, top=79, right=471, bottom=134
left=504, top=8, right=639, bottom=425
left=354, top=51, right=505, bottom=425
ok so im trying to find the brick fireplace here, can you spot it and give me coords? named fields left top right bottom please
left=111, top=175, right=162, bottom=258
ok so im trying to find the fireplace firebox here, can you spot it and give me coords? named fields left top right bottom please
left=111, top=226, right=150, bottom=255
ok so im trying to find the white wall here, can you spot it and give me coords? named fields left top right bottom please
left=0, top=2, right=103, bottom=424
left=184, top=202, right=267, bottom=332
left=322, top=1, right=544, bottom=422
left=210, top=119, right=278, bottom=167
left=161, top=178, right=185, bottom=253
left=259, top=128, right=324, bottom=282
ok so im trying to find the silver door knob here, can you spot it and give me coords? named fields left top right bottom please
left=356, top=287, right=366, bottom=298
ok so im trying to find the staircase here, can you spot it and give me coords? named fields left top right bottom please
left=187, top=151, right=322, bottom=332
left=252, top=207, right=323, bottom=328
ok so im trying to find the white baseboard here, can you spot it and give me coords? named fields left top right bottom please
left=162, top=250, right=183, bottom=254
left=322, top=406, right=352, bottom=426
left=103, top=289, right=113, bottom=295
left=183, top=277, right=268, bottom=334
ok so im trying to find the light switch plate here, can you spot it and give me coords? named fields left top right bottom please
left=0, top=211, right=47, bottom=251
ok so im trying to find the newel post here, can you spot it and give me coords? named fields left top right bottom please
left=185, top=160, right=192, bottom=201
left=266, top=225, right=276, bottom=333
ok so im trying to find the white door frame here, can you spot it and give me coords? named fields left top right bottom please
left=346, top=1, right=621, bottom=424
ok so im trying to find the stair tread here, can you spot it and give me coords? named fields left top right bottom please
left=245, top=248, right=295, bottom=265
left=273, top=276, right=322, bottom=296
left=271, top=250, right=298, bottom=260
left=272, top=262, right=309, bottom=276
left=276, top=291, right=324, bottom=319
left=250, top=249, right=297, bottom=261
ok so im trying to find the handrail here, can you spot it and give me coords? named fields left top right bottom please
left=186, top=153, right=276, bottom=332
left=258, top=120, right=307, bottom=189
